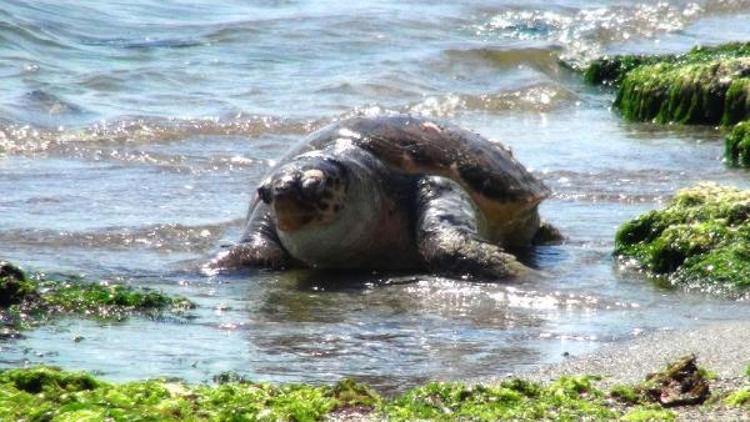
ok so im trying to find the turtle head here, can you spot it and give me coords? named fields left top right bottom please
left=257, top=156, right=349, bottom=232
left=259, top=150, right=390, bottom=268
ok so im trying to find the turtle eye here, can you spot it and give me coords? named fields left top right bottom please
left=301, top=169, right=325, bottom=197
left=301, top=176, right=323, bottom=195
left=257, top=184, right=272, bottom=204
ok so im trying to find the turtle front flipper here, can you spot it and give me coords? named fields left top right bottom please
left=207, top=203, right=292, bottom=272
left=416, top=176, right=529, bottom=279
left=209, top=235, right=290, bottom=271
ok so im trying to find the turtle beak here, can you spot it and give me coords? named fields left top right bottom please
left=267, top=176, right=317, bottom=231
left=273, top=196, right=316, bottom=232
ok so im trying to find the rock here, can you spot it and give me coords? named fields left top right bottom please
left=584, top=54, right=674, bottom=86
left=725, top=121, right=750, bottom=167
left=639, top=354, right=710, bottom=407
left=616, top=57, right=750, bottom=125
left=615, top=183, right=750, bottom=293
left=0, top=261, right=37, bottom=307
left=1, top=260, right=194, bottom=332
left=584, top=42, right=750, bottom=125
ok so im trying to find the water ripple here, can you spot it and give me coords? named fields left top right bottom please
left=474, top=0, right=750, bottom=66
left=0, top=222, right=237, bottom=252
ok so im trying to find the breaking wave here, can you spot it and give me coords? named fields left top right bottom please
left=0, top=114, right=317, bottom=154
left=0, top=222, right=240, bottom=252
left=474, top=0, right=750, bottom=66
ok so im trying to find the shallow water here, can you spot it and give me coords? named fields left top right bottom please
left=2, top=0, right=750, bottom=392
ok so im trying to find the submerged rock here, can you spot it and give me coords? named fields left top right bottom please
left=0, top=261, right=38, bottom=306
left=0, top=261, right=194, bottom=331
left=615, top=183, right=750, bottom=292
left=725, top=121, right=750, bottom=167
left=584, top=42, right=750, bottom=126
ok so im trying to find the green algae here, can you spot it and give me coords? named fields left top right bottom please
left=723, top=79, right=750, bottom=126
left=0, top=366, right=342, bottom=421
left=610, top=384, right=641, bottom=404
left=0, top=262, right=38, bottom=307
left=39, top=280, right=193, bottom=315
left=0, top=261, right=194, bottom=334
left=725, top=121, right=750, bottom=167
left=615, top=183, right=750, bottom=292
left=615, top=58, right=750, bottom=125
left=620, top=407, right=676, bottom=422
left=382, top=376, right=618, bottom=421
left=583, top=42, right=750, bottom=125
left=584, top=44, right=750, bottom=168
left=0, top=368, right=625, bottom=421
left=584, top=55, right=674, bottom=86
left=0, top=357, right=732, bottom=421
left=585, top=43, right=750, bottom=88
left=725, top=389, right=750, bottom=407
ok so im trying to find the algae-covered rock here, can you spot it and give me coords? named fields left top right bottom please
left=0, top=261, right=38, bottom=306
left=585, top=42, right=750, bottom=125
left=0, top=261, right=194, bottom=332
left=0, top=367, right=374, bottom=421
left=0, top=367, right=628, bottom=421
left=584, top=55, right=674, bottom=86
left=382, top=376, right=622, bottom=420
left=725, top=121, right=750, bottom=167
left=610, top=355, right=710, bottom=409
left=615, top=183, right=750, bottom=292
left=10, top=364, right=729, bottom=420
left=639, top=355, right=710, bottom=407
left=616, top=58, right=750, bottom=125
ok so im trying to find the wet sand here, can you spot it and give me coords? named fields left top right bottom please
left=525, top=320, right=750, bottom=384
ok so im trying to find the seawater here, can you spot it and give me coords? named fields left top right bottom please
left=2, top=0, right=750, bottom=392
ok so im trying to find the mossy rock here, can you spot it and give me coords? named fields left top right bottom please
left=0, top=367, right=627, bottom=421
left=0, top=261, right=194, bottom=332
left=0, top=261, right=38, bottom=306
left=584, top=55, right=675, bottom=86
left=638, top=355, right=710, bottom=407
left=725, top=120, right=750, bottom=167
left=26, top=362, right=750, bottom=420
left=584, top=42, right=750, bottom=125
left=2, top=365, right=710, bottom=420
left=609, top=355, right=710, bottom=409
left=615, top=183, right=750, bottom=292
left=616, top=58, right=750, bottom=125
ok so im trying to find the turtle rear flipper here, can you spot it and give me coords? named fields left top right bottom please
left=416, top=176, right=529, bottom=279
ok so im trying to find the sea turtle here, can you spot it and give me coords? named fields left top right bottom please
left=210, top=114, right=558, bottom=278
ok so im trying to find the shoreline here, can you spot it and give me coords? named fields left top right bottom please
left=515, top=320, right=750, bottom=420
left=3, top=322, right=749, bottom=420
